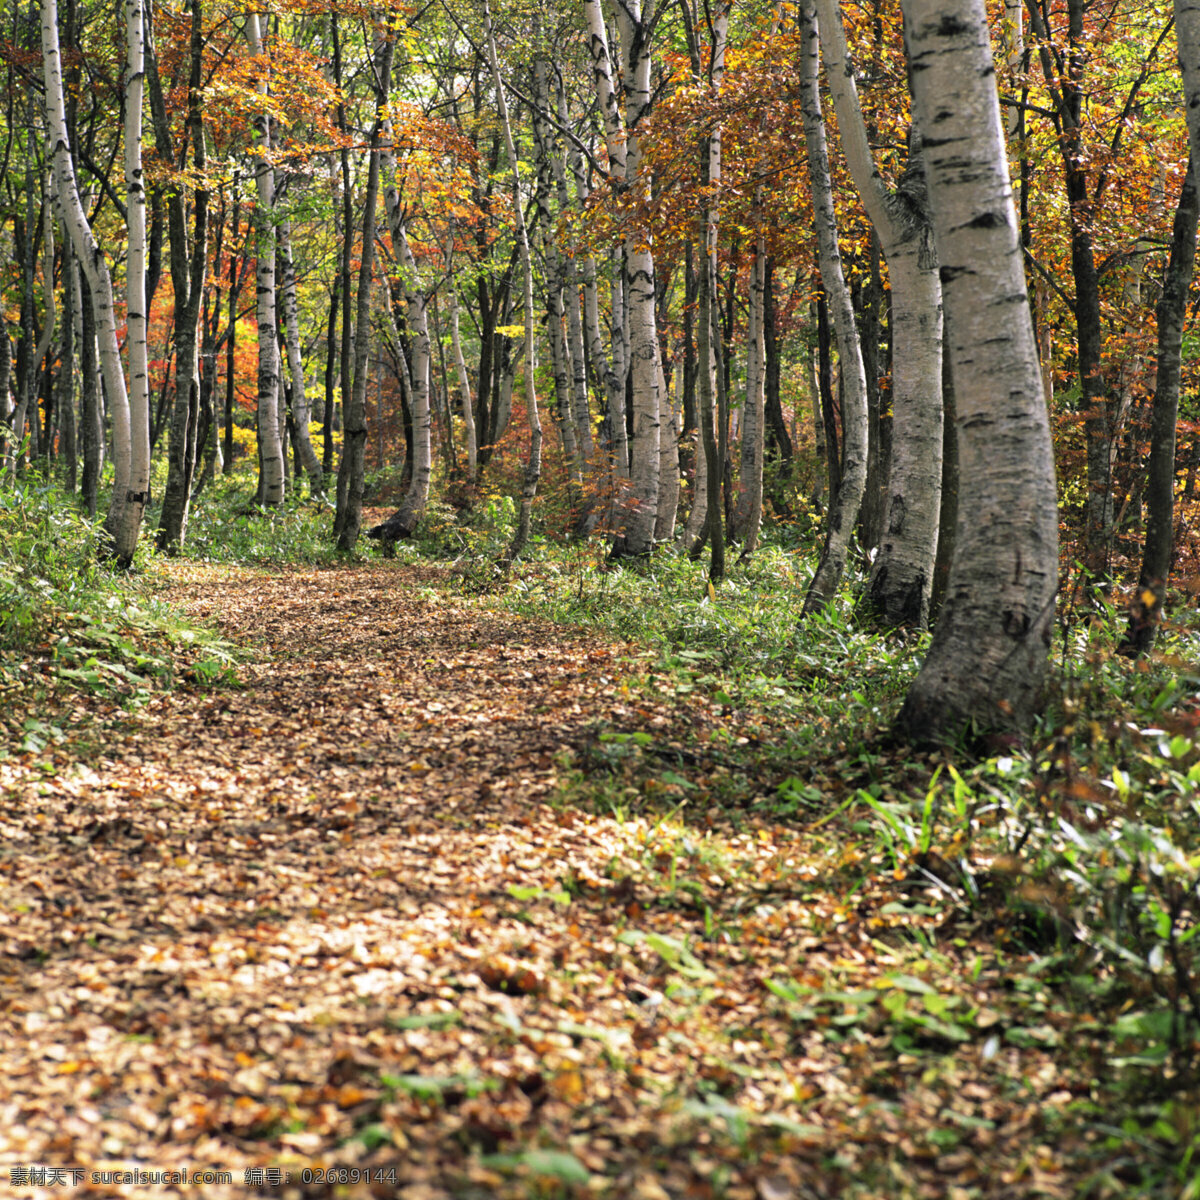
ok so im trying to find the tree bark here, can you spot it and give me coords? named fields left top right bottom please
left=730, top=224, right=766, bottom=554
left=608, top=0, right=662, bottom=557
left=245, top=12, right=284, bottom=508
left=43, top=0, right=142, bottom=563
left=483, top=0, right=542, bottom=569
left=815, top=0, right=943, bottom=627
left=800, top=0, right=869, bottom=613
left=896, top=0, right=1059, bottom=743
left=77, top=266, right=101, bottom=515
left=153, top=0, right=209, bottom=551
left=1121, top=155, right=1198, bottom=655
left=369, top=149, right=433, bottom=544
left=1177, top=0, right=1200, bottom=167
left=278, top=213, right=324, bottom=495
left=334, top=32, right=394, bottom=552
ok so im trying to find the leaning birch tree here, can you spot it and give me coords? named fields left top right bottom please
left=813, top=0, right=944, bottom=628
left=895, top=0, right=1059, bottom=742
left=42, top=0, right=148, bottom=564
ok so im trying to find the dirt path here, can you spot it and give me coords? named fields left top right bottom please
left=0, top=564, right=1101, bottom=1199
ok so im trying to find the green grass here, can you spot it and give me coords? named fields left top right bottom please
left=432, top=524, right=1200, bottom=1181
left=181, top=474, right=339, bottom=566
left=0, top=475, right=239, bottom=708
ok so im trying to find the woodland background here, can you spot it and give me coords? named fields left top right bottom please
left=1, top=0, right=1199, bottom=1195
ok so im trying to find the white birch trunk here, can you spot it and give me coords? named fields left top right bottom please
left=547, top=65, right=595, bottom=469
left=245, top=12, right=284, bottom=506
left=1176, top=0, right=1200, bottom=168
left=814, top=0, right=943, bottom=627
left=531, top=61, right=581, bottom=493
left=581, top=0, right=630, bottom=481
left=564, top=113, right=625, bottom=473
left=379, top=156, right=432, bottom=536
left=122, top=0, right=150, bottom=554
left=896, top=0, right=1059, bottom=741
left=800, top=0, right=869, bottom=613
left=42, top=0, right=137, bottom=560
left=614, top=0, right=661, bottom=555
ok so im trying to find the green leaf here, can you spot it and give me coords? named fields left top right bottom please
left=481, top=1150, right=590, bottom=1184
left=386, top=1010, right=462, bottom=1031
left=884, top=973, right=936, bottom=995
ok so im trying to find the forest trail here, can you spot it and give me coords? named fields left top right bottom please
left=1, top=562, right=1084, bottom=1199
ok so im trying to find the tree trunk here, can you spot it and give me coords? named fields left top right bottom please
left=278, top=214, right=324, bottom=495
left=609, top=0, right=661, bottom=557
left=800, top=0, right=869, bottom=613
left=1025, top=0, right=1111, bottom=579
left=334, top=33, right=394, bottom=552
left=153, top=0, right=208, bottom=551
left=758, top=260, right=792, bottom=521
left=483, top=0, right=542, bottom=569
left=1121, top=156, right=1198, bottom=656
left=43, top=0, right=140, bottom=563
left=895, top=0, right=1059, bottom=743
left=731, top=224, right=766, bottom=554
left=245, top=12, right=284, bottom=508
left=655, top=359, right=680, bottom=542
left=1177, top=0, right=1200, bottom=168
left=369, top=155, right=432, bottom=543
left=77, top=266, right=101, bottom=515
left=57, top=230, right=77, bottom=493
left=814, top=0, right=943, bottom=626
left=532, top=55, right=582, bottom=511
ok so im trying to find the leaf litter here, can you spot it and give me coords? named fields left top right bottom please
left=0, top=561, right=1179, bottom=1198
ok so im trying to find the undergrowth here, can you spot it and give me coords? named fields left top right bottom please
left=0, top=478, right=238, bottom=715
left=431, top=527, right=1200, bottom=1194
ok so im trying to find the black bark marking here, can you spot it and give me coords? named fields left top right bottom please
left=935, top=15, right=972, bottom=36
left=1002, top=609, right=1031, bottom=638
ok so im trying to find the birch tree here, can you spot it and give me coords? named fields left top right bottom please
left=895, top=0, right=1059, bottom=742
left=813, top=0, right=944, bottom=627
left=42, top=0, right=147, bottom=564
left=245, top=11, right=285, bottom=507
left=799, top=0, right=869, bottom=614
left=1177, top=0, right=1200, bottom=164
left=368, top=141, right=433, bottom=543
left=278, top=214, right=324, bottom=496
left=559, top=59, right=626, bottom=479
left=584, top=0, right=661, bottom=556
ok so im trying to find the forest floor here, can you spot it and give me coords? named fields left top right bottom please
left=0, top=557, right=1189, bottom=1199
